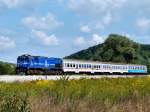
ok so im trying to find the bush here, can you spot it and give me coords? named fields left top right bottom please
left=0, top=94, right=31, bottom=112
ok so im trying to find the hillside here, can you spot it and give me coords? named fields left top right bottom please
left=0, top=61, right=16, bottom=75
left=65, top=34, right=150, bottom=72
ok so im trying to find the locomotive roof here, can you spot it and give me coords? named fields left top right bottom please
left=63, top=59, right=146, bottom=66
left=19, top=54, right=60, bottom=59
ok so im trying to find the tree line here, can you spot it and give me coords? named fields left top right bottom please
left=0, top=62, right=15, bottom=75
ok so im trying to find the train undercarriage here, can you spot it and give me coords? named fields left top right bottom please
left=16, top=67, right=147, bottom=75
left=16, top=67, right=63, bottom=75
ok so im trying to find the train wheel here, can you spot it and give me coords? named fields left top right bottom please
left=27, top=70, right=30, bottom=75
left=18, top=72, right=26, bottom=75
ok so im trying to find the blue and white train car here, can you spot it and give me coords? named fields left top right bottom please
left=63, top=59, right=147, bottom=75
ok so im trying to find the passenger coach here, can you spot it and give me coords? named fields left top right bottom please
left=63, top=59, right=147, bottom=75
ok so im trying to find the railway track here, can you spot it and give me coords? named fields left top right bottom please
left=0, top=75, right=148, bottom=82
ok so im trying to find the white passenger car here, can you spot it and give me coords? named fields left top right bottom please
left=63, top=59, right=147, bottom=75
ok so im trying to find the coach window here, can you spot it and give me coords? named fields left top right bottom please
left=96, top=65, right=97, bottom=68
left=99, top=65, right=101, bottom=69
left=112, top=66, right=114, bottom=69
left=67, top=63, right=69, bottom=68
left=87, top=64, right=89, bottom=68
left=65, top=63, right=67, bottom=67
left=103, top=65, right=105, bottom=69
left=97, top=65, right=99, bottom=69
left=142, top=67, right=144, bottom=70
left=79, top=64, right=81, bottom=68
left=115, top=66, right=117, bottom=69
left=122, top=66, right=125, bottom=70
left=73, top=64, right=75, bottom=68
left=95, top=65, right=97, bottom=69
left=86, top=64, right=88, bottom=68
left=82, top=64, right=84, bottom=68
left=107, top=65, right=109, bottom=69
left=83, top=64, right=86, bottom=68
left=71, top=64, right=73, bottom=68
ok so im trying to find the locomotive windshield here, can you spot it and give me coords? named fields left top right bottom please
left=17, top=56, right=30, bottom=66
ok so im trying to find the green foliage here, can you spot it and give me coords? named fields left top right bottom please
left=0, top=78, right=150, bottom=111
left=0, top=94, right=31, bottom=112
left=65, top=34, right=150, bottom=73
left=0, top=62, right=15, bottom=75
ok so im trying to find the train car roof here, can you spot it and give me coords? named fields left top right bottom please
left=63, top=59, right=146, bottom=66
left=19, top=54, right=61, bottom=59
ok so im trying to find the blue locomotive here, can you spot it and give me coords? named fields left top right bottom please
left=16, top=54, right=63, bottom=75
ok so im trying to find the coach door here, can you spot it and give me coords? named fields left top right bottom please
left=76, top=64, right=79, bottom=73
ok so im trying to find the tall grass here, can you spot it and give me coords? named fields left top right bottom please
left=0, top=77, right=150, bottom=112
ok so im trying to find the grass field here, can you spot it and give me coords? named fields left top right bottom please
left=0, top=77, right=150, bottom=112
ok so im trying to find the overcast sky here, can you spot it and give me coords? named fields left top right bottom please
left=0, top=0, right=150, bottom=62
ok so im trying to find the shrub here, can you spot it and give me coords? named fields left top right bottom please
left=0, top=94, right=31, bottom=112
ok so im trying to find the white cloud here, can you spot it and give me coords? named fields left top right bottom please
left=80, top=25, right=91, bottom=33
left=103, top=13, right=113, bottom=25
left=74, top=36, right=86, bottom=46
left=32, top=30, right=59, bottom=46
left=0, top=36, right=15, bottom=50
left=69, top=0, right=126, bottom=15
left=95, top=13, right=113, bottom=30
left=136, top=17, right=150, bottom=32
left=90, top=34, right=104, bottom=45
left=69, top=0, right=124, bottom=30
left=0, top=0, right=47, bottom=8
left=74, top=34, right=104, bottom=47
left=22, top=13, right=63, bottom=31
left=1, top=0, right=20, bottom=8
